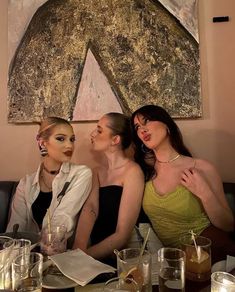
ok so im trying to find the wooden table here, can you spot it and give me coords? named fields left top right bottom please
left=43, top=278, right=211, bottom=292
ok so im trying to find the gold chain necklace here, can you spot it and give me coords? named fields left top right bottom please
left=156, top=154, right=181, bottom=163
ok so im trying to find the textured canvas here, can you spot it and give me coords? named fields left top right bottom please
left=8, top=0, right=201, bottom=122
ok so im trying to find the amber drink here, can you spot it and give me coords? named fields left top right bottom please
left=116, top=248, right=152, bottom=292
left=181, top=235, right=211, bottom=282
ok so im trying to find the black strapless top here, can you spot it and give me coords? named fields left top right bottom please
left=90, top=185, right=122, bottom=245
left=32, top=191, right=52, bottom=228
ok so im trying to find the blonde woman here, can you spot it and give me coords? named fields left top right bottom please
left=73, top=113, right=144, bottom=265
left=7, top=117, right=92, bottom=238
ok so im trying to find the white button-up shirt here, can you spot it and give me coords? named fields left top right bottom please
left=7, top=162, right=92, bottom=236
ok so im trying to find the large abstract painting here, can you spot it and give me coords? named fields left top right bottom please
left=8, top=0, right=200, bottom=122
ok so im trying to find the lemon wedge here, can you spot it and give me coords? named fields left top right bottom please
left=120, top=266, right=138, bottom=279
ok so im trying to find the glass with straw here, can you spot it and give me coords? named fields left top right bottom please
left=180, top=231, right=211, bottom=282
left=40, top=209, right=67, bottom=256
left=115, top=228, right=152, bottom=292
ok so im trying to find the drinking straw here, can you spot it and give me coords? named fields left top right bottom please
left=138, top=227, right=151, bottom=265
left=47, top=208, right=52, bottom=244
left=190, top=230, right=200, bottom=261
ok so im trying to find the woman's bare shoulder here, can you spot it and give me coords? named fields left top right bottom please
left=194, top=158, right=217, bottom=172
left=125, top=160, right=144, bottom=176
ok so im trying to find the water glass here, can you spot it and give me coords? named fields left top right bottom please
left=103, top=276, right=140, bottom=291
left=181, top=235, right=211, bottom=282
left=0, top=236, right=15, bottom=289
left=40, top=224, right=67, bottom=256
left=12, top=252, right=43, bottom=292
left=211, top=271, right=235, bottom=292
left=11, top=239, right=31, bottom=258
left=116, top=248, right=152, bottom=292
left=158, top=247, right=185, bottom=292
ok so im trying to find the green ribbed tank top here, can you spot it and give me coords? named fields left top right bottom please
left=143, top=181, right=210, bottom=247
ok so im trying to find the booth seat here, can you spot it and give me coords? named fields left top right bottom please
left=0, top=181, right=235, bottom=234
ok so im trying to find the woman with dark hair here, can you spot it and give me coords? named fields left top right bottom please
left=7, top=117, right=92, bottom=238
left=131, top=105, right=235, bottom=262
left=73, top=113, right=144, bottom=264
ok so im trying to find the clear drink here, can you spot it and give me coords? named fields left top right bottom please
left=40, top=225, right=67, bottom=256
left=12, top=252, right=43, bottom=292
left=158, top=248, right=185, bottom=292
left=158, top=267, right=184, bottom=292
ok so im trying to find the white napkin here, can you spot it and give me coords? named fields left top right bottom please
left=48, top=249, right=116, bottom=286
left=226, top=255, right=235, bottom=274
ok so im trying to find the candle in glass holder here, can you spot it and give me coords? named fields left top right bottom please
left=211, top=271, right=235, bottom=292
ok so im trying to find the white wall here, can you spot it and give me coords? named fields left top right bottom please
left=0, top=0, right=235, bottom=182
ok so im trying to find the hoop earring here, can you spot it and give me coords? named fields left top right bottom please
left=141, top=143, right=151, bottom=154
left=40, top=146, right=48, bottom=157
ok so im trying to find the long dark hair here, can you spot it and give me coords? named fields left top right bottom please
left=131, top=105, right=192, bottom=181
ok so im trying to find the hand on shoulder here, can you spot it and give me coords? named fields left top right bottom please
left=181, top=157, right=223, bottom=202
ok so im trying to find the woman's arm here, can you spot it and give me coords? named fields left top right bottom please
left=6, top=178, right=28, bottom=232
left=181, top=159, right=234, bottom=231
left=86, top=164, right=144, bottom=259
left=72, top=169, right=99, bottom=250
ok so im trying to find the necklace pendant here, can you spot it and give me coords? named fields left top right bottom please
left=42, top=163, right=60, bottom=175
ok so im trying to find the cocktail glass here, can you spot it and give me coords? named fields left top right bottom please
left=116, top=248, right=152, bottom=292
left=40, top=224, right=67, bottom=256
left=181, top=235, right=211, bottom=282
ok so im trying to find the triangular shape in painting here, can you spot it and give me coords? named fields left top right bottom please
left=72, top=49, right=123, bottom=121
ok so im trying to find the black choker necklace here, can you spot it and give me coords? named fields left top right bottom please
left=43, top=164, right=60, bottom=175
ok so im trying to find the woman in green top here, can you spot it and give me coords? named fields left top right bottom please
left=131, top=104, right=235, bottom=263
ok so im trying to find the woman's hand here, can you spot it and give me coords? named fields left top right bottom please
left=181, top=161, right=234, bottom=232
left=180, top=167, right=212, bottom=202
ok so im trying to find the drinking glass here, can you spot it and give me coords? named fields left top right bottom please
left=158, top=247, right=185, bottom=292
left=181, top=235, right=211, bottom=282
left=0, top=236, right=14, bottom=289
left=103, top=276, right=140, bottom=291
left=211, top=271, right=235, bottom=292
left=116, top=247, right=152, bottom=292
left=11, top=239, right=31, bottom=258
left=40, top=224, right=67, bottom=256
left=12, top=252, right=43, bottom=292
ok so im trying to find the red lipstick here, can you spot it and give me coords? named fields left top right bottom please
left=64, top=151, right=73, bottom=157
